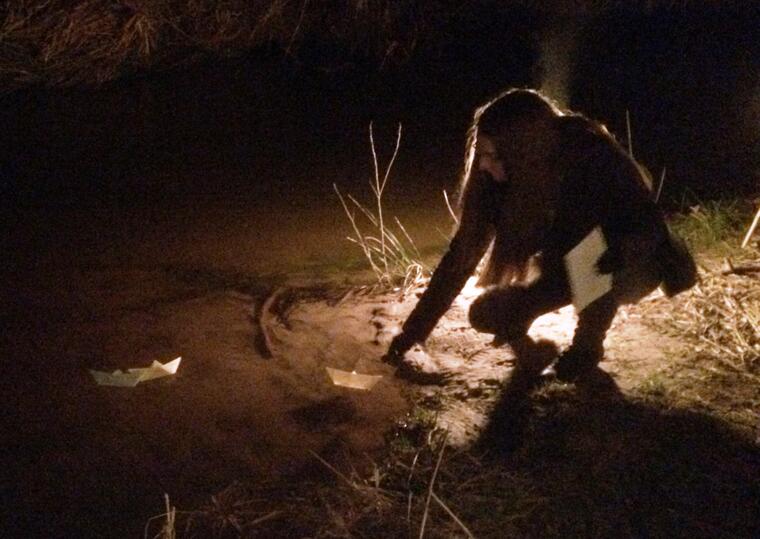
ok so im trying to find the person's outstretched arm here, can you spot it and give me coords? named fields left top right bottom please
left=386, top=172, right=496, bottom=362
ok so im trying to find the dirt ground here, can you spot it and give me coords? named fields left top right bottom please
left=2, top=186, right=691, bottom=538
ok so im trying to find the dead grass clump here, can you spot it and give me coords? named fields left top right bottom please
left=145, top=483, right=289, bottom=538
left=0, top=1, right=448, bottom=91
left=1, top=0, right=168, bottom=88
left=649, top=250, right=759, bottom=373
left=649, top=200, right=759, bottom=372
left=335, top=123, right=428, bottom=292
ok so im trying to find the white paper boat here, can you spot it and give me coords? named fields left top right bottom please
left=326, top=367, right=383, bottom=391
left=89, top=369, right=143, bottom=387
left=90, top=357, right=182, bottom=387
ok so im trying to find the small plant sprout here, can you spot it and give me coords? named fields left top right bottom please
left=144, top=493, right=177, bottom=539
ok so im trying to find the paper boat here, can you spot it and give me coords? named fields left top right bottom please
left=90, top=357, right=182, bottom=387
left=326, top=367, right=383, bottom=391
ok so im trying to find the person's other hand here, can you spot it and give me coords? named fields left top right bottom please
left=382, top=333, right=450, bottom=386
left=382, top=332, right=415, bottom=367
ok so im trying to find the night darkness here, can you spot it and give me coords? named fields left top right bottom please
left=2, top=2, right=759, bottom=538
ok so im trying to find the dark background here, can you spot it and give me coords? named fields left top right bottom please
left=1, top=3, right=758, bottom=209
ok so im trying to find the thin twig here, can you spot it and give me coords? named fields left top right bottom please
left=431, top=491, right=476, bottom=538
left=369, top=122, right=403, bottom=277
left=394, top=216, right=423, bottom=261
left=369, top=122, right=388, bottom=276
left=741, top=205, right=760, bottom=248
left=308, top=450, right=358, bottom=490
left=419, top=435, right=447, bottom=539
left=720, top=264, right=760, bottom=276
left=655, top=167, right=666, bottom=203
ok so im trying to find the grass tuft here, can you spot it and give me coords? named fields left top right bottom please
left=335, top=122, right=428, bottom=292
left=144, top=493, right=179, bottom=539
left=648, top=202, right=760, bottom=373
left=669, top=197, right=754, bottom=254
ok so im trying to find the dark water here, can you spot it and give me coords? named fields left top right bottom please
left=0, top=46, right=532, bottom=210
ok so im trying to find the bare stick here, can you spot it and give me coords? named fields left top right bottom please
left=431, top=491, right=475, bottom=539
left=369, top=122, right=380, bottom=195
left=720, top=264, right=760, bottom=276
left=419, top=435, right=447, bottom=539
left=369, top=123, right=388, bottom=276
left=626, top=109, right=634, bottom=159
left=741, top=205, right=760, bottom=248
left=369, top=123, right=403, bottom=278
left=383, top=123, right=403, bottom=193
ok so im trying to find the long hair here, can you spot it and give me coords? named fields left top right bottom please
left=455, top=89, right=565, bottom=285
left=456, top=88, right=563, bottom=214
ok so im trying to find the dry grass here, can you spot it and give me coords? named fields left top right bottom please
left=144, top=494, right=179, bottom=539
left=650, top=201, right=760, bottom=373
left=335, top=122, right=428, bottom=292
left=4, top=1, right=701, bottom=92
left=0, top=0, right=452, bottom=92
left=657, top=262, right=759, bottom=372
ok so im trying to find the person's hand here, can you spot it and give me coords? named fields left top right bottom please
left=382, top=332, right=415, bottom=367
left=382, top=333, right=450, bottom=386
left=394, top=360, right=451, bottom=386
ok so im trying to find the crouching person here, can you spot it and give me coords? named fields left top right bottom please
left=383, top=88, right=696, bottom=391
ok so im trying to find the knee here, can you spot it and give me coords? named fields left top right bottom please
left=468, top=286, right=531, bottom=337
left=468, top=291, right=497, bottom=333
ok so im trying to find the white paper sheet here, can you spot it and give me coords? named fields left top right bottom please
left=563, top=228, right=613, bottom=312
left=90, top=357, right=182, bottom=387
